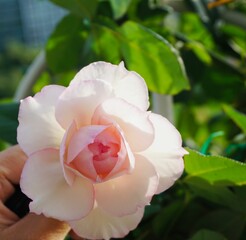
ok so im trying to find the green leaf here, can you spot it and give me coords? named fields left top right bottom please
left=220, top=24, right=246, bottom=39
left=186, top=42, right=212, bottom=65
left=50, top=0, right=98, bottom=18
left=0, top=102, right=19, bottom=144
left=184, top=149, right=246, bottom=186
left=189, top=229, right=227, bottom=240
left=180, top=13, right=215, bottom=49
left=33, top=72, right=51, bottom=93
left=195, top=209, right=246, bottom=240
left=175, top=200, right=208, bottom=236
left=186, top=178, right=246, bottom=213
left=46, top=14, right=87, bottom=73
left=223, top=105, right=246, bottom=134
left=119, top=21, right=190, bottom=94
left=234, top=186, right=246, bottom=201
left=152, top=200, right=185, bottom=238
left=109, top=0, right=132, bottom=19
left=89, top=23, right=121, bottom=63
left=220, top=24, right=246, bottom=57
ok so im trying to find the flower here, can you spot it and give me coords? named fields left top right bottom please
left=18, top=61, right=187, bottom=240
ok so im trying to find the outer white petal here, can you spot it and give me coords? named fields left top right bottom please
left=17, top=85, right=65, bottom=156
left=92, top=98, right=154, bottom=152
left=144, top=154, right=184, bottom=194
left=145, top=113, right=185, bottom=152
left=20, top=148, right=94, bottom=221
left=69, top=205, right=144, bottom=240
left=70, top=61, right=149, bottom=110
left=141, top=113, right=187, bottom=194
left=55, top=79, right=113, bottom=129
left=95, top=154, right=158, bottom=216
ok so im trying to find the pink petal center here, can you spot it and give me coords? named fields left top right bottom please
left=89, top=143, right=118, bottom=178
left=65, top=124, right=131, bottom=183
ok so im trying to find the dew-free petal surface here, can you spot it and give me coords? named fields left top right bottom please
left=55, top=79, right=112, bottom=129
left=141, top=113, right=186, bottom=194
left=17, top=85, right=65, bottom=155
left=92, top=98, right=154, bottom=152
left=95, top=154, right=158, bottom=216
left=70, top=204, right=144, bottom=240
left=20, top=148, right=94, bottom=221
left=71, top=61, right=149, bottom=111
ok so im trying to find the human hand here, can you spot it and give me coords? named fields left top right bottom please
left=0, top=145, right=71, bottom=240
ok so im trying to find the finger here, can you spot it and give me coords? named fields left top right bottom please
left=0, top=202, right=19, bottom=231
left=0, top=145, right=27, bottom=184
left=0, top=146, right=27, bottom=201
left=2, top=213, right=70, bottom=240
left=0, top=175, right=14, bottom=202
left=69, top=230, right=85, bottom=240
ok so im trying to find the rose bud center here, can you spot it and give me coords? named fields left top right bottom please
left=66, top=124, right=131, bottom=183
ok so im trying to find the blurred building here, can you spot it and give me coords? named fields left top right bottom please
left=0, top=0, right=66, bottom=48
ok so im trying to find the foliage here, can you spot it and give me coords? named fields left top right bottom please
left=223, top=104, right=246, bottom=134
left=0, top=41, right=39, bottom=99
left=184, top=149, right=246, bottom=186
left=0, top=0, right=246, bottom=239
left=0, top=102, right=19, bottom=145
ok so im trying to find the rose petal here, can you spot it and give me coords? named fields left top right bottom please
left=104, top=126, right=135, bottom=181
left=95, top=155, right=158, bottom=216
left=55, top=79, right=113, bottom=129
left=70, top=61, right=149, bottom=111
left=92, top=98, right=154, bottom=152
left=141, top=113, right=187, bottom=194
left=144, top=113, right=186, bottom=153
left=70, top=147, right=97, bottom=180
left=144, top=154, right=184, bottom=194
left=20, top=148, right=94, bottom=221
left=91, top=124, right=133, bottom=181
left=60, top=121, right=78, bottom=185
left=67, top=125, right=107, bottom=164
left=69, top=204, right=144, bottom=240
left=17, top=85, right=65, bottom=156
left=66, top=125, right=114, bottom=182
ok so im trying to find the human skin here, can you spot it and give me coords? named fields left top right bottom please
left=0, top=145, right=71, bottom=240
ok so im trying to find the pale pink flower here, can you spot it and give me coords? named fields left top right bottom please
left=18, top=62, right=187, bottom=240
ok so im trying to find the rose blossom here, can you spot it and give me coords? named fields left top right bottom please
left=17, top=61, right=187, bottom=240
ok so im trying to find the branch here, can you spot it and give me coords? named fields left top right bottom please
left=14, top=50, right=46, bottom=101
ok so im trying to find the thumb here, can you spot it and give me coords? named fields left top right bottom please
left=2, top=213, right=70, bottom=240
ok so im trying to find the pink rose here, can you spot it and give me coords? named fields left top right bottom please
left=18, top=62, right=187, bottom=240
